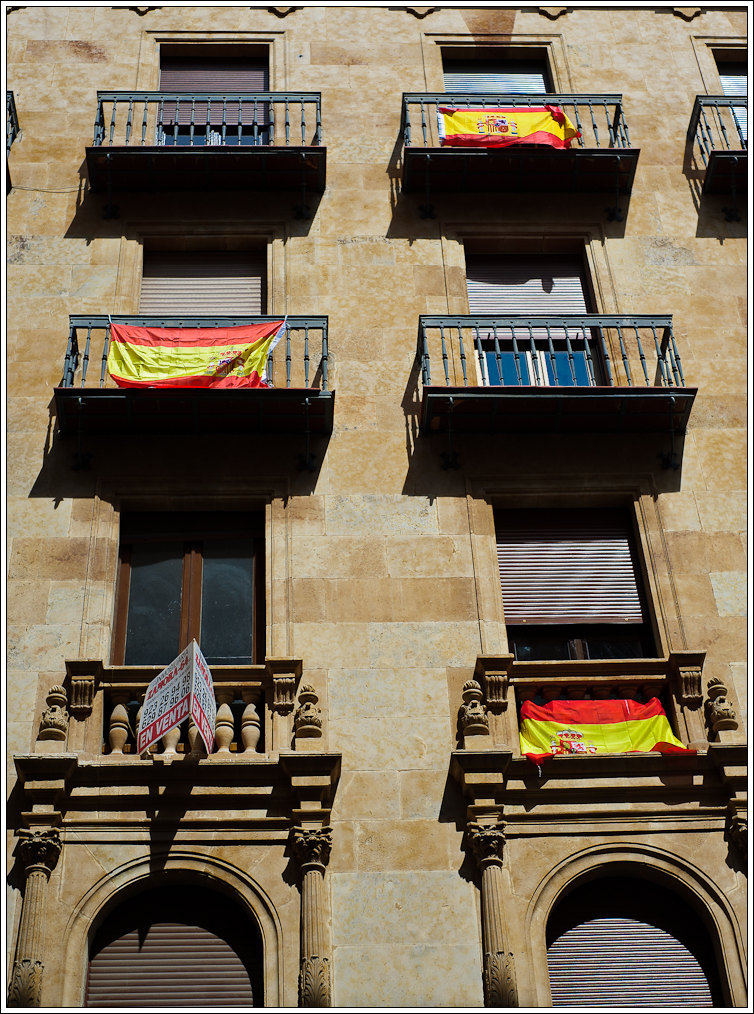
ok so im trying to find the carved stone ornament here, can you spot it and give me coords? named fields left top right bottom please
left=8, top=958, right=44, bottom=1008
left=727, top=808, right=747, bottom=854
left=459, top=680, right=490, bottom=736
left=404, top=7, right=440, bottom=17
left=37, top=686, right=69, bottom=742
left=267, top=6, right=302, bottom=15
left=467, top=822, right=505, bottom=867
left=128, top=6, right=161, bottom=14
left=68, top=674, right=96, bottom=717
left=294, top=684, right=323, bottom=738
left=272, top=673, right=298, bottom=715
left=705, top=677, right=738, bottom=735
left=293, top=827, right=332, bottom=869
left=18, top=829, right=62, bottom=874
left=484, top=950, right=518, bottom=1008
left=537, top=6, right=568, bottom=18
left=299, top=955, right=332, bottom=1007
left=678, top=665, right=703, bottom=707
left=672, top=7, right=702, bottom=20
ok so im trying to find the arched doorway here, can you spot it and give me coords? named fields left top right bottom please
left=546, top=874, right=723, bottom=1007
left=85, top=882, right=264, bottom=1007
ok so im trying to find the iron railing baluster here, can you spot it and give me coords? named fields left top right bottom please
left=491, top=324, right=504, bottom=387
left=80, top=327, right=93, bottom=388
left=304, top=326, right=310, bottom=387
left=440, top=325, right=450, bottom=386
left=604, top=101, right=615, bottom=147
left=588, top=100, right=600, bottom=148
left=321, top=321, right=328, bottom=391
left=650, top=324, right=670, bottom=387
left=189, top=97, right=196, bottom=146
left=300, top=98, right=306, bottom=145
left=560, top=322, right=577, bottom=387
left=511, top=326, right=523, bottom=386
left=63, top=323, right=78, bottom=387
left=668, top=324, right=685, bottom=387
left=285, top=326, right=292, bottom=388
left=420, top=100, right=429, bottom=146
left=99, top=325, right=111, bottom=387
left=140, top=99, right=148, bottom=145
left=583, top=326, right=597, bottom=386
left=616, top=325, right=632, bottom=386
left=108, top=98, right=117, bottom=145
left=473, top=325, right=486, bottom=386
left=420, top=322, right=431, bottom=386
left=596, top=327, right=612, bottom=386
left=634, top=325, right=650, bottom=386
left=527, top=324, right=542, bottom=385
left=458, top=327, right=468, bottom=387
left=285, top=98, right=290, bottom=146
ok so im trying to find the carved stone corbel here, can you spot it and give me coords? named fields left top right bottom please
left=459, top=680, right=490, bottom=745
left=668, top=651, right=706, bottom=746
left=294, top=684, right=323, bottom=745
left=292, top=827, right=333, bottom=1007
left=467, top=822, right=518, bottom=1008
left=268, top=657, right=303, bottom=750
left=705, top=677, right=739, bottom=741
left=8, top=829, right=62, bottom=1008
left=36, top=686, right=69, bottom=750
left=474, top=655, right=515, bottom=746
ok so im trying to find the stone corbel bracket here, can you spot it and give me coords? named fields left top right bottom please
left=707, top=742, right=748, bottom=862
left=451, top=748, right=513, bottom=827
left=280, top=751, right=341, bottom=829
left=474, top=654, right=516, bottom=748
left=13, top=755, right=78, bottom=829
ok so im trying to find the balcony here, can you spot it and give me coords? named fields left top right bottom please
left=417, top=314, right=696, bottom=437
left=688, top=95, right=747, bottom=196
left=401, top=93, right=639, bottom=198
left=85, top=91, right=325, bottom=194
left=7, top=90, right=19, bottom=192
left=54, top=315, right=333, bottom=438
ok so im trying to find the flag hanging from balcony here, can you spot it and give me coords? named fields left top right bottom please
left=438, top=105, right=580, bottom=149
left=519, top=697, right=694, bottom=766
left=106, top=320, right=286, bottom=388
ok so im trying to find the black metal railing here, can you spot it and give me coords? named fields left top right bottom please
left=61, top=316, right=329, bottom=391
left=91, top=91, right=322, bottom=148
left=418, top=315, right=685, bottom=391
left=7, top=90, right=19, bottom=155
left=688, top=95, right=747, bottom=167
left=402, top=93, right=632, bottom=150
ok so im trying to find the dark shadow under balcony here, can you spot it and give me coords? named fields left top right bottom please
left=401, top=93, right=639, bottom=197
left=687, top=95, right=747, bottom=196
left=85, top=92, right=325, bottom=193
left=417, top=314, right=696, bottom=437
left=7, top=90, right=19, bottom=193
left=54, top=315, right=333, bottom=438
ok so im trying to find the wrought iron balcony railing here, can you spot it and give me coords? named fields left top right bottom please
left=417, top=314, right=696, bottom=437
left=687, top=94, right=747, bottom=196
left=7, top=90, right=19, bottom=156
left=55, top=315, right=333, bottom=439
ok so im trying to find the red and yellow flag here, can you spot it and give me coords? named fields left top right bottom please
left=107, top=320, right=286, bottom=389
left=519, top=698, right=693, bottom=765
left=439, top=105, right=580, bottom=149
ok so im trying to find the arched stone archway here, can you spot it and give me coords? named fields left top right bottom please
left=524, top=843, right=747, bottom=1007
left=60, top=851, right=284, bottom=1008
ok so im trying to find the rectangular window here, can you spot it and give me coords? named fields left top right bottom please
left=140, top=249, right=266, bottom=315
left=112, top=512, right=264, bottom=667
left=466, top=252, right=600, bottom=387
left=715, top=53, right=747, bottom=142
left=443, top=49, right=552, bottom=93
left=496, top=508, right=655, bottom=661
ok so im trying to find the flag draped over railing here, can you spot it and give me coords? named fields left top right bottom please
left=439, top=105, right=580, bottom=148
left=106, top=320, right=286, bottom=388
left=519, top=697, right=693, bottom=766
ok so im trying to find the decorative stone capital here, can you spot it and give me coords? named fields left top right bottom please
left=294, top=684, right=323, bottom=739
left=37, top=686, right=69, bottom=744
left=705, top=677, right=738, bottom=737
left=299, top=955, right=332, bottom=1007
left=459, top=680, right=489, bottom=737
left=484, top=950, right=518, bottom=1007
left=677, top=666, right=704, bottom=707
left=292, top=826, right=332, bottom=872
left=8, top=958, right=44, bottom=1008
left=268, top=658, right=302, bottom=715
left=474, top=655, right=514, bottom=714
left=467, top=821, right=505, bottom=868
left=17, top=829, right=62, bottom=876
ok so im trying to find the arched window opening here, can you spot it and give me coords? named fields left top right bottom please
left=85, top=882, right=264, bottom=1007
left=546, top=875, right=723, bottom=1007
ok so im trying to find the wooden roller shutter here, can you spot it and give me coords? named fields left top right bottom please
left=466, top=254, right=589, bottom=315
left=496, top=510, right=644, bottom=625
left=718, top=63, right=747, bottom=142
left=86, top=921, right=255, bottom=1007
left=548, top=916, right=714, bottom=1007
left=443, top=59, right=549, bottom=94
left=160, top=56, right=268, bottom=126
left=140, top=251, right=266, bottom=315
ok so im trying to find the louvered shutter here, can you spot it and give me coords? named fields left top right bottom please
left=466, top=255, right=589, bottom=314
left=548, top=916, right=714, bottom=1007
left=443, top=59, right=549, bottom=94
left=140, top=252, right=266, bottom=315
left=718, top=64, right=747, bottom=142
left=496, top=510, right=644, bottom=624
left=160, top=56, right=268, bottom=126
left=85, top=921, right=255, bottom=1007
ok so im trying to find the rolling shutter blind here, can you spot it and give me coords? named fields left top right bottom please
left=718, top=64, right=747, bottom=142
left=466, top=255, right=589, bottom=314
left=496, top=510, right=644, bottom=624
left=85, top=920, right=255, bottom=1007
left=140, top=252, right=266, bottom=315
left=443, top=60, right=548, bottom=94
left=160, top=56, right=268, bottom=126
left=548, top=917, right=714, bottom=1007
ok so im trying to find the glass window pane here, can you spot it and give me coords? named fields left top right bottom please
left=200, top=540, right=256, bottom=664
left=125, top=544, right=183, bottom=666
left=485, top=348, right=530, bottom=385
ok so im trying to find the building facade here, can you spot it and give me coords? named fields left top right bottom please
left=6, top=4, right=748, bottom=1007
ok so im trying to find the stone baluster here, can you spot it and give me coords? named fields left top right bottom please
left=108, top=692, right=131, bottom=754
left=215, top=690, right=236, bottom=755
left=292, top=827, right=333, bottom=1007
left=467, top=822, right=518, bottom=1008
left=162, top=724, right=181, bottom=756
left=8, top=829, right=62, bottom=1008
left=241, top=693, right=262, bottom=752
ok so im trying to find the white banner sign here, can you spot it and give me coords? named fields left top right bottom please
left=137, top=641, right=216, bottom=755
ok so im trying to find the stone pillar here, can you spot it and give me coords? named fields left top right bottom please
left=292, top=827, right=333, bottom=1007
left=8, top=829, right=62, bottom=1008
left=467, top=822, right=518, bottom=1008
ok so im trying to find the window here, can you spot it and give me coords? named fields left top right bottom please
left=112, top=512, right=264, bottom=667
left=715, top=53, right=747, bottom=142
left=466, top=252, right=600, bottom=388
left=496, top=508, right=655, bottom=661
left=158, top=45, right=269, bottom=146
left=443, top=49, right=552, bottom=93
left=140, top=249, right=266, bottom=315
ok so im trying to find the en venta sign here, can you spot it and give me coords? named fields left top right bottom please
left=137, top=640, right=217, bottom=755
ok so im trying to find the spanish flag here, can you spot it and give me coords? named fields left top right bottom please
left=107, top=320, right=286, bottom=389
left=519, top=698, right=693, bottom=766
left=439, top=105, right=580, bottom=149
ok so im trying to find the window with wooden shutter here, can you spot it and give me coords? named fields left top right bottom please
left=496, top=508, right=654, bottom=660
left=86, top=883, right=264, bottom=1007
left=715, top=57, right=747, bottom=142
left=546, top=876, right=723, bottom=1007
left=442, top=52, right=552, bottom=93
left=140, top=250, right=266, bottom=315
